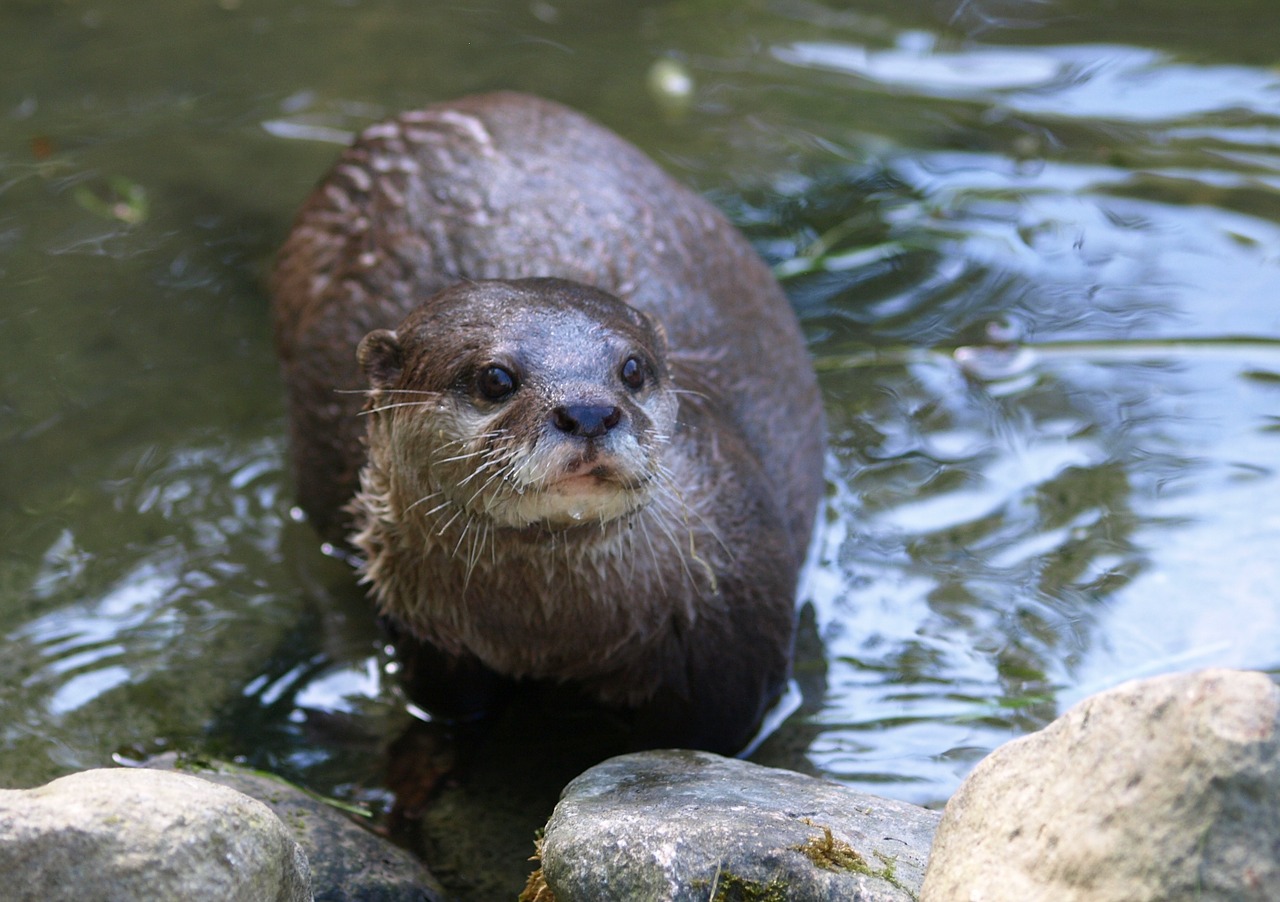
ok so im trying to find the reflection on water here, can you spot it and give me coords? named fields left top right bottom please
left=1, top=0, right=1279, bottom=843
left=775, top=36, right=1066, bottom=94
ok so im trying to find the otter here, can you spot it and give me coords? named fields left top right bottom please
left=271, top=92, right=824, bottom=754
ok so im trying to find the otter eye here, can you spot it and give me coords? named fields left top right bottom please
left=620, top=356, right=645, bottom=391
left=477, top=365, right=517, bottom=401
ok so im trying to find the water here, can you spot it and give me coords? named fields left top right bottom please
left=3, top=0, right=1280, bottom=891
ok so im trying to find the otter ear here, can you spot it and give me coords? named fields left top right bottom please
left=357, top=329, right=404, bottom=389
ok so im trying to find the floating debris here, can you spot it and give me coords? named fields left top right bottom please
left=72, top=175, right=148, bottom=225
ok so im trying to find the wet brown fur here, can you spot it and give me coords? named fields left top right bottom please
left=271, top=92, right=824, bottom=753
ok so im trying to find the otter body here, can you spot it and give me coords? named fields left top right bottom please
left=272, top=92, right=824, bottom=753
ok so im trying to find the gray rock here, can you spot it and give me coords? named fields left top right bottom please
left=0, top=766, right=312, bottom=902
left=921, top=668, right=1280, bottom=902
left=146, top=753, right=445, bottom=902
left=534, top=749, right=940, bottom=901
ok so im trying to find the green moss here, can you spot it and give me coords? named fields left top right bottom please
left=875, top=852, right=900, bottom=885
left=794, top=825, right=869, bottom=873
left=700, top=870, right=788, bottom=902
left=792, top=822, right=915, bottom=901
left=171, top=752, right=216, bottom=773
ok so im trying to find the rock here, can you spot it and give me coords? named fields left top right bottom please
left=0, top=767, right=312, bottom=902
left=532, top=749, right=940, bottom=901
left=146, top=753, right=445, bottom=902
left=921, top=668, right=1280, bottom=902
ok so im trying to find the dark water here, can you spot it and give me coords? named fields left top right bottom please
left=3, top=0, right=1280, bottom=888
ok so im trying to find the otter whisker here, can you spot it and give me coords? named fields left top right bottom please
left=335, top=387, right=441, bottom=396
left=653, top=464, right=731, bottom=558
left=435, top=447, right=492, bottom=465
left=646, top=502, right=703, bottom=591
left=403, top=490, right=444, bottom=514
left=440, top=432, right=514, bottom=481
left=450, top=442, right=509, bottom=481
left=456, top=455, right=508, bottom=488
left=665, top=387, right=711, bottom=402
left=412, top=498, right=454, bottom=519
left=360, top=399, right=439, bottom=416
left=435, top=506, right=466, bottom=536
left=432, top=428, right=508, bottom=458
left=646, top=480, right=709, bottom=570
left=633, top=511, right=668, bottom=596
left=625, top=521, right=639, bottom=586
left=452, top=512, right=479, bottom=561
left=461, top=519, right=492, bottom=592
left=465, top=457, right=520, bottom=510
left=430, top=434, right=475, bottom=454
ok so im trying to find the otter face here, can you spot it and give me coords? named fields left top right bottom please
left=357, top=279, right=677, bottom=529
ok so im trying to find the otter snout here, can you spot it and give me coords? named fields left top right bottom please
left=552, top=403, right=623, bottom=438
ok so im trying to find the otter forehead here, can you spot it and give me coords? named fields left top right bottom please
left=488, top=307, right=642, bottom=377
left=399, top=278, right=666, bottom=386
left=421, top=278, right=652, bottom=336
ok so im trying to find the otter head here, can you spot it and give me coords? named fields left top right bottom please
left=356, top=278, right=677, bottom=530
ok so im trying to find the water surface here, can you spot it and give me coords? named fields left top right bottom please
left=3, top=0, right=1279, bottom=893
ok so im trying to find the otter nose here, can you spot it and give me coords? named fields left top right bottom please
left=552, top=403, right=622, bottom=438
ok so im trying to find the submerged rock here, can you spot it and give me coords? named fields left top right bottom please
left=922, top=668, right=1280, bottom=902
left=0, top=767, right=312, bottom=902
left=531, top=749, right=940, bottom=901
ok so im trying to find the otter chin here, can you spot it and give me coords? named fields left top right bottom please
left=528, top=471, right=641, bottom=526
left=272, top=92, right=825, bottom=754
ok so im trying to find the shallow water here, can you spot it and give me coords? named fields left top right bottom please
left=3, top=0, right=1279, bottom=879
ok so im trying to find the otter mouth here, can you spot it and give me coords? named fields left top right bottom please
left=445, top=435, right=658, bottom=528
left=497, top=458, right=651, bottom=527
left=542, top=465, right=625, bottom=504
left=543, top=457, right=652, bottom=494
left=550, top=460, right=619, bottom=486
left=549, top=473, right=611, bottom=492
